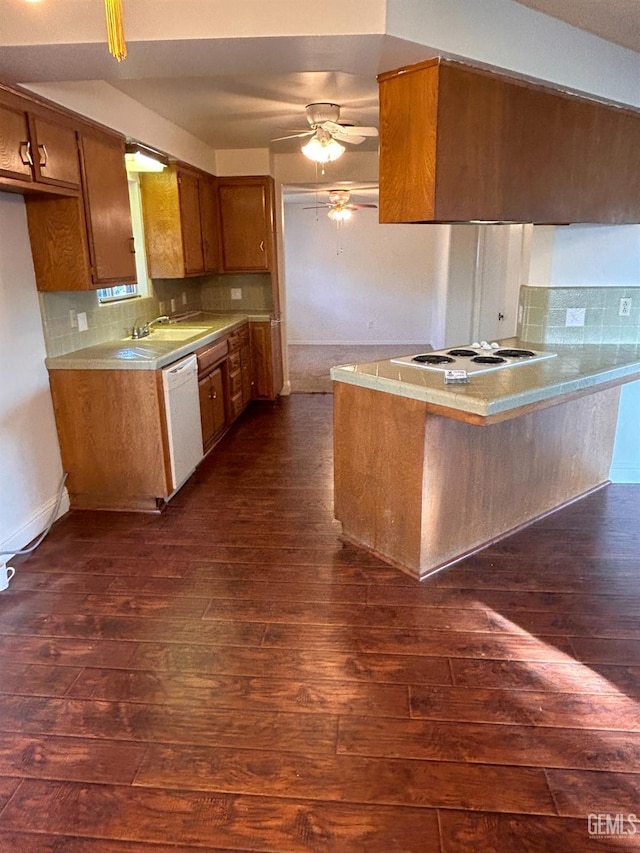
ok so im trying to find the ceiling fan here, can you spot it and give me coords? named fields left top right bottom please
left=305, top=189, right=378, bottom=221
left=273, top=103, right=379, bottom=163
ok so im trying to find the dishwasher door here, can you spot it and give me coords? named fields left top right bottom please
left=161, top=354, right=204, bottom=494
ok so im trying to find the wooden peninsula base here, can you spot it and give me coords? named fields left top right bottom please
left=333, top=382, right=621, bottom=579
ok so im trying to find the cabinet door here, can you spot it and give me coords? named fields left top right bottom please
left=178, top=170, right=205, bottom=275
left=0, top=103, right=33, bottom=182
left=210, top=367, right=226, bottom=434
left=240, top=343, right=252, bottom=405
left=218, top=179, right=272, bottom=272
left=80, top=132, right=136, bottom=284
left=29, top=114, right=81, bottom=188
left=250, top=320, right=282, bottom=400
left=199, top=374, right=216, bottom=449
left=199, top=176, right=219, bottom=272
left=199, top=368, right=226, bottom=450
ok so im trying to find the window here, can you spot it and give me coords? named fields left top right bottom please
left=98, top=175, right=150, bottom=304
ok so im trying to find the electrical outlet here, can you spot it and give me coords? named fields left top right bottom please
left=158, top=301, right=167, bottom=315
left=367, top=320, right=374, bottom=329
left=619, top=297, right=632, bottom=317
left=230, top=288, right=242, bottom=300
left=182, top=291, right=188, bottom=306
left=77, top=312, right=88, bottom=332
left=170, top=298, right=177, bottom=313
left=69, top=309, right=77, bottom=329
left=565, top=307, right=585, bottom=327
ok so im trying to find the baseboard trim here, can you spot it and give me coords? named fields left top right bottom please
left=610, top=465, right=640, bottom=484
left=0, top=488, right=70, bottom=559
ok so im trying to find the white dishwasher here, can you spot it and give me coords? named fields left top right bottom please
left=161, top=354, right=204, bottom=495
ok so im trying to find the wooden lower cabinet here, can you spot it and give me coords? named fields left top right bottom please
left=250, top=319, right=283, bottom=400
left=199, top=366, right=226, bottom=452
left=48, top=368, right=172, bottom=512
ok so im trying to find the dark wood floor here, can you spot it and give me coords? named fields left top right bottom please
left=1, top=394, right=640, bottom=852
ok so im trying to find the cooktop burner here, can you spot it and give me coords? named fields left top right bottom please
left=472, top=355, right=506, bottom=364
left=391, top=343, right=557, bottom=376
left=412, top=354, right=455, bottom=365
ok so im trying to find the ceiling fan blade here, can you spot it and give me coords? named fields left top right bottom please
left=322, top=121, right=379, bottom=138
left=270, top=130, right=314, bottom=142
left=351, top=203, right=378, bottom=209
left=333, top=133, right=366, bottom=145
left=302, top=204, right=330, bottom=210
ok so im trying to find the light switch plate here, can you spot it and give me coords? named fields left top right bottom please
left=77, top=312, right=88, bottom=332
left=565, top=307, right=585, bottom=327
left=231, top=288, right=242, bottom=300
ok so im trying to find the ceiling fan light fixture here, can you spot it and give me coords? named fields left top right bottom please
left=301, top=134, right=345, bottom=164
left=327, top=206, right=352, bottom=222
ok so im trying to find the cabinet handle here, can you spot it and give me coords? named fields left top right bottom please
left=129, top=236, right=136, bottom=254
left=38, top=144, right=48, bottom=167
left=259, top=240, right=265, bottom=252
left=19, top=141, right=33, bottom=166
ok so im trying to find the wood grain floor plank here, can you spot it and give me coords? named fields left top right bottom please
left=203, top=598, right=491, bottom=631
left=0, top=636, right=140, bottom=669
left=0, top=835, right=235, bottom=853
left=409, top=685, right=640, bottom=730
left=65, top=668, right=410, bottom=718
left=126, top=643, right=453, bottom=685
left=337, top=716, right=640, bottom=771
left=438, top=810, right=601, bottom=853
left=1, top=779, right=442, bottom=852
left=0, top=613, right=266, bottom=646
left=262, top=623, right=576, bottom=660
left=0, top=662, right=80, bottom=697
left=0, top=775, right=21, bottom=810
left=546, top=769, right=640, bottom=819
left=0, top=734, right=146, bottom=784
left=0, top=696, right=339, bottom=753
left=134, top=743, right=557, bottom=814
left=450, top=657, right=640, bottom=695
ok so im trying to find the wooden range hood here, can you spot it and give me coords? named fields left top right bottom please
left=377, top=58, right=640, bottom=224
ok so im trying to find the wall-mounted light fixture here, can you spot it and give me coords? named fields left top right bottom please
left=124, top=143, right=169, bottom=173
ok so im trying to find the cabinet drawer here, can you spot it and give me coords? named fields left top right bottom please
left=227, top=351, right=241, bottom=371
left=228, top=323, right=250, bottom=351
left=230, top=391, right=244, bottom=419
left=229, top=369, right=243, bottom=398
left=196, top=338, right=228, bottom=375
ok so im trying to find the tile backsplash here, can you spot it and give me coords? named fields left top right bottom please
left=518, top=285, right=640, bottom=345
left=39, top=274, right=273, bottom=357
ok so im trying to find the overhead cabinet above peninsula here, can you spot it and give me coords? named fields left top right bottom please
left=378, top=58, right=640, bottom=224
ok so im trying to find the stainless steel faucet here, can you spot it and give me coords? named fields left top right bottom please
left=131, top=315, right=170, bottom=339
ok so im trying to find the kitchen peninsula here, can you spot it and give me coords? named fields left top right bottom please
left=331, top=340, right=640, bottom=579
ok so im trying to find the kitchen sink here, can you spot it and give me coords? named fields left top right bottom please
left=125, top=326, right=211, bottom=342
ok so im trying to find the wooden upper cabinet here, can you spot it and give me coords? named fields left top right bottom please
left=79, top=131, right=136, bottom=284
left=26, top=128, right=135, bottom=291
left=378, top=58, right=640, bottom=224
left=217, top=176, right=275, bottom=272
left=141, top=165, right=217, bottom=278
left=0, top=102, right=33, bottom=182
left=178, top=169, right=205, bottom=275
left=28, top=114, right=81, bottom=189
left=0, top=98, right=80, bottom=190
left=199, top=176, right=219, bottom=272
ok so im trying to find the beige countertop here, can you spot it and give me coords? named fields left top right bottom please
left=330, top=338, right=640, bottom=418
left=46, top=312, right=271, bottom=371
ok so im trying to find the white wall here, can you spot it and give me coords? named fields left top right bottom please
left=284, top=204, right=448, bottom=345
left=549, top=225, right=640, bottom=287
left=0, top=195, right=68, bottom=557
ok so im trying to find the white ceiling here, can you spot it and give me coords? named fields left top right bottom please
left=0, top=0, right=637, bottom=157
left=512, top=0, right=640, bottom=53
